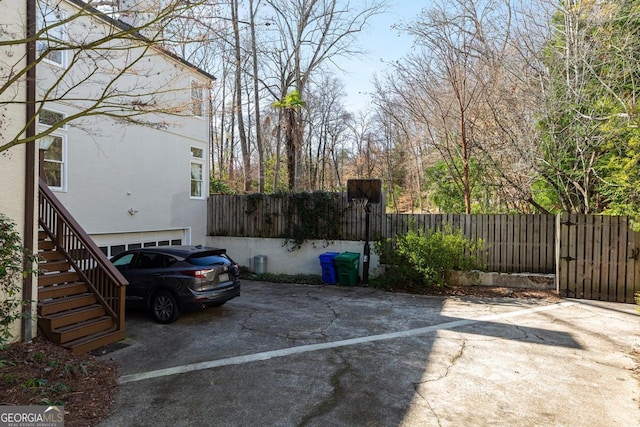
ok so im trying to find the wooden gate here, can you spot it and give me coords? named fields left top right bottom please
left=556, top=213, right=640, bottom=303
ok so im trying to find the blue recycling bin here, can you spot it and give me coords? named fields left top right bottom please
left=319, top=252, right=340, bottom=284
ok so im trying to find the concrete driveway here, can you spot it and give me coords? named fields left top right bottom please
left=99, top=281, right=640, bottom=427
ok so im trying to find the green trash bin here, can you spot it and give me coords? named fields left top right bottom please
left=334, top=252, right=360, bottom=286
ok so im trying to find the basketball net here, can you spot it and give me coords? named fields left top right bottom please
left=352, top=198, right=368, bottom=216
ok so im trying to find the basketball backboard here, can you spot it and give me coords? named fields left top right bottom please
left=346, top=179, right=382, bottom=204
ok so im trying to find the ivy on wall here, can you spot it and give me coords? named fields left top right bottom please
left=244, top=191, right=346, bottom=250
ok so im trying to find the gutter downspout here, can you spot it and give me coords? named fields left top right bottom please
left=23, top=0, right=37, bottom=342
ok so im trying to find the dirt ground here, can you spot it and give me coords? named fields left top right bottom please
left=0, top=336, right=118, bottom=427
left=0, top=285, right=613, bottom=426
left=383, top=283, right=563, bottom=301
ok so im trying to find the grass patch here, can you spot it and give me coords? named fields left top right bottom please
left=241, top=271, right=324, bottom=285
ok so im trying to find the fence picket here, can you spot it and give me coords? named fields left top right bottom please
left=627, top=229, right=638, bottom=303
left=207, top=198, right=627, bottom=304
left=633, top=230, right=640, bottom=303
left=607, top=216, right=619, bottom=301
left=584, top=215, right=594, bottom=299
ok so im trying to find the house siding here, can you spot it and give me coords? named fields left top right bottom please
left=37, top=0, right=212, bottom=249
left=0, top=0, right=38, bottom=344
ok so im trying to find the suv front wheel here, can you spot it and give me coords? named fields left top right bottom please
left=150, top=290, right=180, bottom=324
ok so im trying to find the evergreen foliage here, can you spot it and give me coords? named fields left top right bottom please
left=372, top=226, right=483, bottom=290
left=0, top=214, right=36, bottom=346
left=538, top=0, right=640, bottom=224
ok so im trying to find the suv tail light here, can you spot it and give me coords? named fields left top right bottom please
left=180, top=269, right=213, bottom=279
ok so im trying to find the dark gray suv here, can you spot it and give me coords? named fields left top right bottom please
left=111, top=246, right=240, bottom=323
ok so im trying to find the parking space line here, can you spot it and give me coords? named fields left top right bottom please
left=118, top=301, right=575, bottom=384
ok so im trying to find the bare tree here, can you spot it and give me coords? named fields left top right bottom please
left=0, top=0, right=213, bottom=153
left=372, top=0, right=550, bottom=213
left=262, top=0, right=385, bottom=190
left=397, top=0, right=511, bottom=213
left=304, top=74, right=350, bottom=189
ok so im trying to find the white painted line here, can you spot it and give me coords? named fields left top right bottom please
left=118, top=301, right=575, bottom=384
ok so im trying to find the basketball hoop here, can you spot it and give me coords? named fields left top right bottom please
left=352, top=198, right=368, bottom=216
left=346, top=178, right=382, bottom=287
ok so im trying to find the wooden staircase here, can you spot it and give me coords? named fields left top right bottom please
left=38, top=181, right=127, bottom=353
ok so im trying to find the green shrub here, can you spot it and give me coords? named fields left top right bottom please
left=0, top=214, right=36, bottom=347
left=210, top=178, right=237, bottom=194
left=372, top=226, right=483, bottom=289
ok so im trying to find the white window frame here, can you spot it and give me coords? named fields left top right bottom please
left=38, top=108, right=67, bottom=130
left=190, top=79, right=205, bottom=118
left=39, top=108, right=68, bottom=191
left=41, top=133, right=67, bottom=192
left=37, top=2, right=67, bottom=67
left=190, top=146, right=205, bottom=199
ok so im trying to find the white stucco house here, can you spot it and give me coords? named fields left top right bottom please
left=0, top=0, right=36, bottom=343
left=35, top=0, right=215, bottom=256
left=0, top=0, right=215, bottom=349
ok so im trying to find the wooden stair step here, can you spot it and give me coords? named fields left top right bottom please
left=38, top=230, right=47, bottom=240
left=38, top=250, right=66, bottom=262
left=52, top=316, right=114, bottom=344
left=63, top=328, right=126, bottom=354
left=40, top=304, right=106, bottom=330
left=38, top=282, right=87, bottom=301
left=38, top=240, right=55, bottom=251
left=39, top=271, right=80, bottom=287
left=39, top=259, right=71, bottom=273
left=38, top=293, right=97, bottom=316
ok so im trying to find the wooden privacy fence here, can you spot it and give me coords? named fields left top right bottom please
left=557, top=213, right=640, bottom=303
left=208, top=195, right=640, bottom=302
left=207, top=195, right=556, bottom=274
left=207, top=193, right=384, bottom=241
left=387, top=214, right=556, bottom=274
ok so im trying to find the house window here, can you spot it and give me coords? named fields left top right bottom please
left=190, top=146, right=204, bottom=198
left=190, top=163, right=203, bottom=198
left=42, top=135, right=66, bottom=190
left=110, top=245, right=126, bottom=257
left=39, top=109, right=66, bottom=129
left=190, top=146, right=203, bottom=159
left=191, top=80, right=204, bottom=117
left=39, top=108, right=67, bottom=190
left=37, top=2, right=66, bottom=67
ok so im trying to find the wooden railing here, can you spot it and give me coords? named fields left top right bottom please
left=38, top=180, right=127, bottom=333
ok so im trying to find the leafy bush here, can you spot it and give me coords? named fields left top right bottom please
left=0, top=214, right=36, bottom=346
left=372, top=226, right=483, bottom=290
left=210, top=178, right=237, bottom=194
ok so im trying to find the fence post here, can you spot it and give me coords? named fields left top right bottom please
left=555, top=212, right=562, bottom=295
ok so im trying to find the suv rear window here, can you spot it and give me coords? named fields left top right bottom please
left=187, top=253, right=231, bottom=267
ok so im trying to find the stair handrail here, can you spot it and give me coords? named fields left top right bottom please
left=38, top=180, right=128, bottom=332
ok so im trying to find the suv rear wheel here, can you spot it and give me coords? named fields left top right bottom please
left=150, top=290, right=180, bottom=324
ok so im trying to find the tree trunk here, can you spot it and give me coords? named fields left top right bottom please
left=249, top=0, right=265, bottom=192
left=286, top=109, right=296, bottom=190
left=231, top=0, right=251, bottom=192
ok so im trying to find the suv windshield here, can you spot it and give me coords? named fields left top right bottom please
left=188, top=253, right=231, bottom=267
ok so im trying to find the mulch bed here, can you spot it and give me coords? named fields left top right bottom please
left=0, top=337, right=118, bottom=427
left=382, top=283, right=563, bottom=301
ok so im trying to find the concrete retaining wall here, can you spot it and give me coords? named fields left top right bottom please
left=204, top=236, right=381, bottom=277
left=448, top=271, right=555, bottom=290
left=206, top=236, right=555, bottom=289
